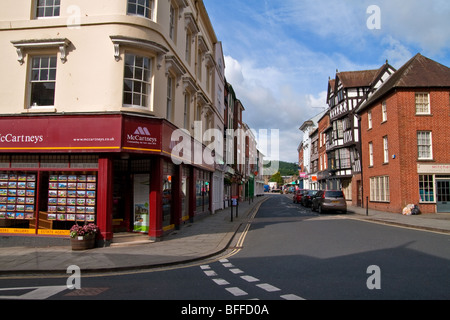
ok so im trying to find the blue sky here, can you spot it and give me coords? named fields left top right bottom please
left=203, top=0, right=450, bottom=163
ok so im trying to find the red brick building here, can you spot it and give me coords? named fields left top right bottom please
left=356, top=54, right=450, bottom=213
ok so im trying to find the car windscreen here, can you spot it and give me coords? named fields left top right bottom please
left=326, top=191, right=344, bottom=198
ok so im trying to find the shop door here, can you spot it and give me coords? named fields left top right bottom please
left=436, top=180, right=450, bottom=213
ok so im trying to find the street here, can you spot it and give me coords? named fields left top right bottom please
left=1, top=194, right=449, bottom=302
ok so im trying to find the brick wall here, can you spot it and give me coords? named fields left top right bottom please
left=360, top=89, right=450, bottom=213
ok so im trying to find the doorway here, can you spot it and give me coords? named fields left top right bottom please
left=436, top=179, right=450, bottom=213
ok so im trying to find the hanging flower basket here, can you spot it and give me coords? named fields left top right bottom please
left=70, top=223, right=98, bottom=251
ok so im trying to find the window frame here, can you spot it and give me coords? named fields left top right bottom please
left=382, top=101, right=387, bottom=122
left=127, top=0, right=153, bottom=20
left=383, top=136, right=389, bottom=164
left=370, top=176, right=390, bottom=202
left=368, top=110, right=372, bottom=129
left=415, top=92, right=431, bottom=115
left=368, top=142, right=374, bottom=167
left=419, top=175, right=435, bottom=203
left=29, top=55, right=58, bottom=108
left=122, top=53, right=152, bottom=109
left=417, top=131, right=433, bottom=160
left=166, top=74, right=175, bottom=121
left=35, top=0, right=61, bottom=19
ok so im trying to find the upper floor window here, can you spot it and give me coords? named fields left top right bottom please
left=127, top=0, right=152, bottom=19
left=382, top=101, right=387, bottom=122
left=166, top=75, right=174, bottom=121
left=415, top=93, right=430, bottom=114
left=36, top=0, right=61, bottom=18
left=417, top=131, right=433, bottom=160
left=123, top=54, right=152, bottom=108
left=169, top=4, right=176, bottom=41
left=30, top=56, right=57, bottom=107
left=383, top=136, right=389, bottom=163
left=368, top=111, right=372, bottom=129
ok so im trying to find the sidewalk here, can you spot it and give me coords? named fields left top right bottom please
left=0, top=195, right=449, bottom=276
left=0, top=196, right=268, bottom=275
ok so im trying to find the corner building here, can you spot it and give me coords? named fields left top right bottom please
left=0, top=0, right=225, bottom=245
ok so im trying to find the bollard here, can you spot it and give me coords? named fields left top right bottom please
left=366, top=197, right=369, bottom=216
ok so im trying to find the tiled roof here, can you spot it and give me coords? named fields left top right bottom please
left=357, top=53, right=450, bottom=113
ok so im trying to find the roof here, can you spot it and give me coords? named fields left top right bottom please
left=357, top=53, right=450, bottom=113
left=337, top=69, right=381, bottom=88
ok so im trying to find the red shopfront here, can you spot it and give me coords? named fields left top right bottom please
left=0, top=113, right=214, bottom=245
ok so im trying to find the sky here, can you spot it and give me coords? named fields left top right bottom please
left=203, top=0, right=450, bottom=163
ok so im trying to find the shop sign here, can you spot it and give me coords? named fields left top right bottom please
left=0, top=116, right=122, bottom=152
left=417, top=164, right=450, bottom=174
left=122, top=117, right=161, bottom=152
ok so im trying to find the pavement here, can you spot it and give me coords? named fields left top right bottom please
left=0, top=194, right=449, bottom=276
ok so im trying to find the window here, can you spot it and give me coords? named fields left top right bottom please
left=127, top=0, right=152, bottom=19
left=369, top=142, right=374, bottom=167
left=415, top=93, right=430, bottom=114
left=30, top=56, right=57, bottom=107
left=36, top=0, right=60, bottom=18
left=417, top=131, right=433, bottom=160
left=166, top=75, right=174, bottom=121
left=370, top=176, right=390, bottom=202
left=419, top=175, right=435, bottom=202
left=383, top=136, right=389, bottom=163
left=184, top=92, right=190, bottom=130
left=123, top=54, right=151, bottom=108
left=169, top=4, right=176, bottom=41
left=185, top=32, right=192, bottom=64
left=382, top=101, right=387, bottom=122
left=368, top=111, right=372, bottom=129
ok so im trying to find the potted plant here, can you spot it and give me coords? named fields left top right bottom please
left=70, top=223, right=98, bottom=250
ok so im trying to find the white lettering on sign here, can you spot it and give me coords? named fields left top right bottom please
left=0, top=133, right=44, bottom=144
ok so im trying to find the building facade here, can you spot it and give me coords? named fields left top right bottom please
left=356, top=54, right=450, bottom=214
left=0, top=0, right=226, bottom=244
left=325, top=63, right=395, bottom=205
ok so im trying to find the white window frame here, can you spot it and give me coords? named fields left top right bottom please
left=123, top=53, right=152, bottom=109
left=370, top=176, right=390, bottom=202
left=415, top=93, right=430, bottom=115
left=419, top=175, right=435, bottom=203
left=417, top=131, right=433, bottom=160
left=183, top=92, right=190, bottom=130
left=383, top=136, right=389, bottom=163
left=35, top=0, right=61, bottom=19
left=169, top=4, right=176, bottom=41
left=369, top=142, right=374, bottom=167
left=29, top=55, right=58, bottom=108
left=382, top=101, right=387, bottom=122
left=127, top=0, right=153, bottom=20
left=368, top=111, right=372, bottom=129
left=167, top=74, right=174, bottom=121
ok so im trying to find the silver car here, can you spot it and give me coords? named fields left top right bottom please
left=311, top=190, right=347, bottom=214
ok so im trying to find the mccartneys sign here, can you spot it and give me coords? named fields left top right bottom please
left=0, top=133, right=44, bottom=144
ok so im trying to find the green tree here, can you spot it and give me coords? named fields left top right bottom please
left=269, top=172, right=284, bottom=185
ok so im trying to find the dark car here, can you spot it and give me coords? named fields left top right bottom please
left=311, top=190, right=347, bottom=213
left=293, top=189, right=307, bottom=203
left=301, top=190, right=318, bottom=207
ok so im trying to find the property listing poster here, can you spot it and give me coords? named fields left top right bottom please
left=133, top=174, right=150, bottom=233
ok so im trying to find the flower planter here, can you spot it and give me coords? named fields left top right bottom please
left=71, top=236, right=95, bottom=251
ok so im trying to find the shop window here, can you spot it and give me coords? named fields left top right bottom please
left=163, top=161, right=174, bottom=228
left=0, top=172, right=37, bottom=229
left=419, top=175, right=435, bottom=202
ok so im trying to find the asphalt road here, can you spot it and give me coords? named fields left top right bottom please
left=1, top=194, right=449, bottom=303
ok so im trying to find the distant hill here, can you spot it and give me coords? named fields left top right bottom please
left=263, top=160, right=298, bottom=176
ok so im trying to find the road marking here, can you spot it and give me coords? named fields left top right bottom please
left=281, top=294, right=305, bottom=300
left=222, top=263, right=234, bottom=268
left=257, top=283, right=281, bottom=292
left=226, top=287, right=248, bottom=297
left=200, top=265, right=210, bottom=270
left=229, top=268, right=244, bottom=274
left=241, top=275, right=259, bottom=283
left=203, top=270, right=217, bottom=277
left=212, top=278, right=230, bottom=286
left=0, top=286, right=67, bottom=300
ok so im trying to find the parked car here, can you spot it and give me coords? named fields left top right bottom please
left=301, top=190, right=318, bottom=207
left=293, top=189, right=307, bottom=203
left=311, top=190, right=347, bottom=213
